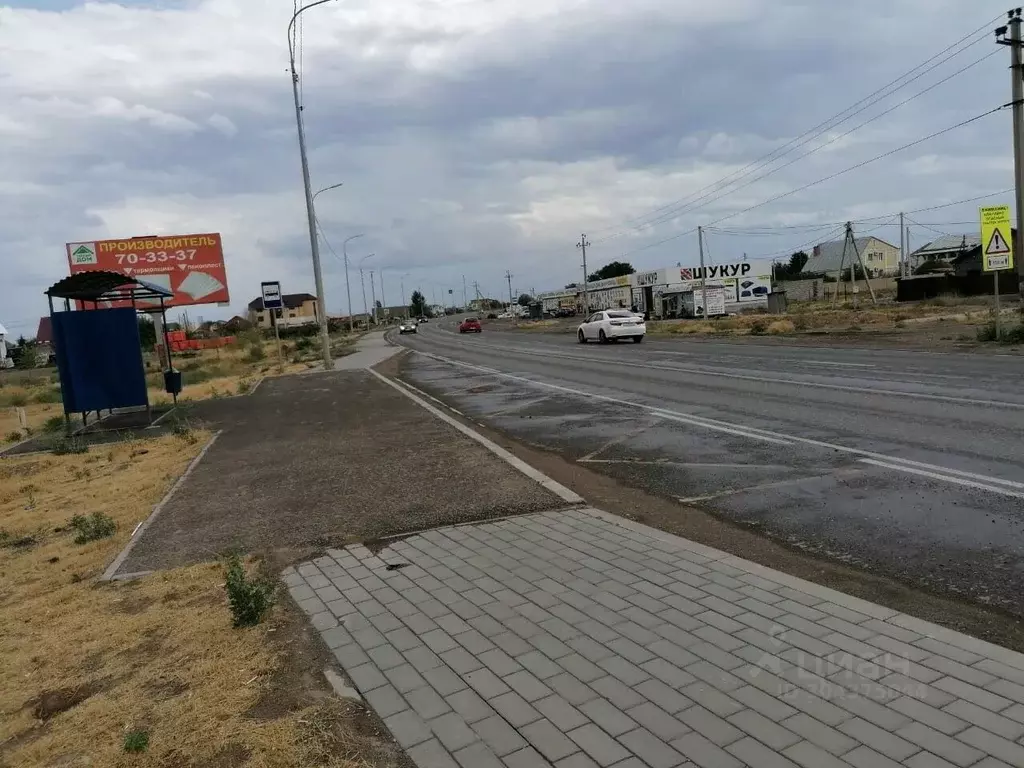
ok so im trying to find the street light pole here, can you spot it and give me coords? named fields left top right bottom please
left=342, top=234, right=364, bottom=332
left=401, top=273, right=410, bottom=319
left=288, top=0, right=337, bottom=369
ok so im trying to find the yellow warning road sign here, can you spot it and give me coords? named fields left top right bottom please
left=980, top=205, right=1014, bottom=272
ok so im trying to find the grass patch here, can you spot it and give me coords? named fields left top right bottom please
left=767, top=319, right=796, bottom=334
left=52, top=436, right=88, bottom=456
left=123, top=729, right=150, bottom=753
left=42, top=415, right=65, bottom=434
left=69, top=512, right=117, bottom=544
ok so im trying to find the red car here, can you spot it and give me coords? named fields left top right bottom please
left=459, top=317, right=482, bottom=333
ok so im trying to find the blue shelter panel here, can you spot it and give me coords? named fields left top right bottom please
left=52, top=308, right=148, bottom=413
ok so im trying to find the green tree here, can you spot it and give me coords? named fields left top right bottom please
left=409, top=290, right=427, bottom=316
left=137, top=316, right=156, bottom=348
left=773, top=251, right=809, bottom=280
left=517, top=293, right=534, bottom=307
left=587, top=261, right=635, bottom=282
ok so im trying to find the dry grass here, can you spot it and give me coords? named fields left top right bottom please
left=0, top=432, right=370, bottom=767
left=645, top=299, right=998, bottom=337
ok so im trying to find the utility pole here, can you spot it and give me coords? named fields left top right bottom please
left=899, top=212, right=906, bottom=277
left=506, top=270, right=517, bottom=326
left=698, top=226, right=709, bottom=320
left=998, top=10, right=1024, bottom=293
left=462, top=275, right=468, bottom=312
left=379, top=269, right=386, bottom=320
left=847, top=222, right=878, bottom=306
left=359, top=268, right=368, bottom=327
left=288, top=0, right=336, bottom=370
left=577, top=234, right=591, bottom=315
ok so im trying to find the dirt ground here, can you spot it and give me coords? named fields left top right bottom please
left=112, top=369, right=562, bottom=576
left=387, top=353, right=1024, bottom=656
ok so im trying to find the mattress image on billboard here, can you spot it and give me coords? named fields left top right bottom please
left=178, top=271, right=226, bottom=301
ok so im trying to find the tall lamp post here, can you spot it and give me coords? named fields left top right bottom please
left=312, top=181, right=343, bottom=325
left=359, top=253, right=375, bottom=329
left=341, top=234, right=364, bottom=332
left=288, top=0, right=337, bottom=368
left=400, top=273, right=410, bottom=319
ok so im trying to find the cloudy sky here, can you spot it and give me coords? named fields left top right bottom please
left=0, top=0, right=1013, bottom=332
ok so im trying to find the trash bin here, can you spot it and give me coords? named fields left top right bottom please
left=163, top=368, right=182, bottom=395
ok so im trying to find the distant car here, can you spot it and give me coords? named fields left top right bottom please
left=417, top=316, right=429, bottom=323
left=398, top=320, right=418, bottom=335
left=459, top=317, right=482, bottom=333
left=577, top=310, right=645, bottom=344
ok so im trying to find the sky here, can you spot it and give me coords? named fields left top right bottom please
left=0, top=0, right=1015, bottom=333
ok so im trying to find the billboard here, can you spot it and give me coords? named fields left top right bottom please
left=65, top=233, right=229, bottom=308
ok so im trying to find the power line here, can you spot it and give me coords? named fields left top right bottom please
left=616, top=104, right=1009, bottom=260
left=594, top=45, right=1001, bottom=246
left=588, top=13, right=1003, bottom=244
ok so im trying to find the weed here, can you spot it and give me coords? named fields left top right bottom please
left=237, top=378, right=253, bottom=395
left=748, top=320, right=767, bottom=336
left=172, top=418, right=199, bottom=444
left=4, top=430, right=22, bottom=443
left=52, top=436, right=88, bottom=456
left=0, top=530, right=37, bottom=549
left=224, top=554, right=275, bottom=627
left=767, top=320, right=796, bottom=335
left=42, top=415, right=66, bottom=433
left=123, top=730, right=150, bottom=753
left=7, top=393, right=28, bottom=407
left=69, top=512, right=117, bottom=544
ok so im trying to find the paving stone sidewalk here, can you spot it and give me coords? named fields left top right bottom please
left=286, top=508, right=1024, bottom=768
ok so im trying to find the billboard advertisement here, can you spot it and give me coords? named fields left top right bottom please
left=65, top=233, right=229, bottom=308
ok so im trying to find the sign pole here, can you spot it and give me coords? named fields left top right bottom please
left=995, top=271, right=1002, bottom=339
left=273, top=311, right=283, bottom=362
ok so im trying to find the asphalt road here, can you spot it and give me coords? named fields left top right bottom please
left=392, top=318, right=1024, bottom=617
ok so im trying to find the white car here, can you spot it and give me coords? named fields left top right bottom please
left=398, top=320, right=418, bottom=335
left=578, top=310, right=646, bottom=344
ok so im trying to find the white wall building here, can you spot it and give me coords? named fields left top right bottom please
left=0, top=322, right=10, bottom=369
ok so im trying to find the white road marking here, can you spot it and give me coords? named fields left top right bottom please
left=411, top=333, right=1024, bottom=410
left=412, top=349, right=1024, bottom=499
left=676, top=472, right=840, bottom=503
left=859, top=459, right=1024, bottom=500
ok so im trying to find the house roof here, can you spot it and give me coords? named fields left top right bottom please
left=36, top=317, right=53, bottom=343
left=248, top=293, right=317, bottom=311
left=911, top=234, right=981, bottom=257
left=801, top=236, right=896, bottom=273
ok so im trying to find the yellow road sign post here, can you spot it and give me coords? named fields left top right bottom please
left=980, top=205, right=1014, bottom=339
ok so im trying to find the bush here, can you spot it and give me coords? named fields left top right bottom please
left=294, top=336, right=315, bottom=352
left=5, top=431, right=23, bottom=443
left=1003, top=324, right=1024, bottom=344
left=237, top=378, right=254, bottom=395
left=977, top=323, right=999, bottom=342
left=6, top=393, right=28, bottom=407
left=42, top=415, right=66, bottom=433
left=748, top=320, right=768, bottom=336
left=171, top=418, right=198, bottom=444
left=69, top=512, right=116, bottom=544
left=224, top=554, right=275, bottom=627
left=52, top=436, right=88, bottom=455
left=245, top=343, right=266, bottom=363
left=33, top=387, right=63, bottom=404
left=123, top=730, right=150, bottom=753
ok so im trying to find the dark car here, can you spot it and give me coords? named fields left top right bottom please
left=459, top=317, right=482, bottom=333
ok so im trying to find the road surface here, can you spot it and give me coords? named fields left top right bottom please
left=392, top=320, right=1024, bottom=616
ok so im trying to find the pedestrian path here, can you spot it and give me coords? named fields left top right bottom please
left=287, top=507, right=1024, bottom=768
left=335, top=331, right=400, bottom=370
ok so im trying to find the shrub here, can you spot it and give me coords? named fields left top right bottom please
left=123, top=730, right=150, bottom=753
left=224, top=554, right=274, bottom=627
left=237, top=378, right=254, bottom=395
left=33, top=387, right=63, bottom=404
left=1003, top=324, right=1024, bottom=344
left=748, top=320, right=768, bottom=336
left=52, top=436, right=88, bottom=455
left=69, top=512, right=116, bottom=544
left=294, top=336, right=315, bottom=352
left=5, top=431, right=23, bottom=443
left=7, top=393, right=28, bottom=407
left=171, top=418, right=198, bottom=444
left=977, top=322, right=999, bottom=342
left=245, top=343, right=266, bottom=363
left=42, top=415, right=65, bottom=433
